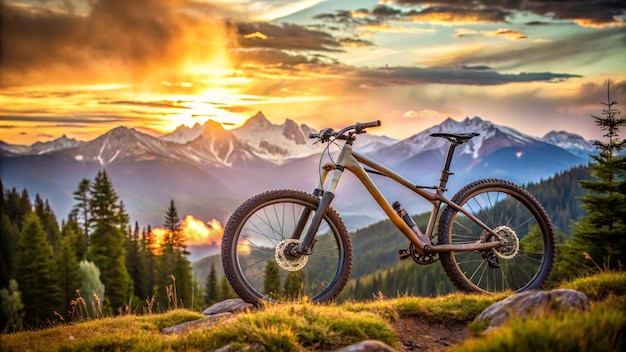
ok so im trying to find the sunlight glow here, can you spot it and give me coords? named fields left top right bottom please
left=149, top=215, right=225, bottom=254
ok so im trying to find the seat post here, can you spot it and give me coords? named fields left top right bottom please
left=430, top=132, right=479, bottom=191
left=438, top=141, right=460, bottom=190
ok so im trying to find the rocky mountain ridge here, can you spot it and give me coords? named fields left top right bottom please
left=0, top=113, right=594, bottom=233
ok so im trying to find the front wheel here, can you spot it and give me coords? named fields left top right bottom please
left=438, top=179, right=556, bottom=294
left=221, top=189, right=352, bottom=304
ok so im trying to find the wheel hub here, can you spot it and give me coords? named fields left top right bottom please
left=275, top=239, right=308, bottom=271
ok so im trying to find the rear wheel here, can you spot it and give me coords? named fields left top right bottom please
left=221, top=189, right=352, bottom=304
left=438, top=179, right=556, bottom=294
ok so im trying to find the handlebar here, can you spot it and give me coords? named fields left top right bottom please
left=309, top=120, right=381, bottom=142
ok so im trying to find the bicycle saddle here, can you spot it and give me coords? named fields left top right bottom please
left=430, top=132, right=479, bottom=144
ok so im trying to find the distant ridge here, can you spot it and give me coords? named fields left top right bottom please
left=1, top=113, right=592, bottom=234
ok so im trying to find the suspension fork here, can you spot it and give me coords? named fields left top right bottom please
left=291, top=160, right=345, bottom=254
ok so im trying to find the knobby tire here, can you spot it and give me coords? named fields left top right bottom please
left=221, top=189, right=352, bottom=304
left=438, top=179, right=556, bottom=294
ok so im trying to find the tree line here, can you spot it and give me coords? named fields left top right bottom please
left=0, top=170, right=233, bottom=330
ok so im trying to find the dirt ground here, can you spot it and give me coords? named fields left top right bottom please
left=391, top=316, right=469, bottom=351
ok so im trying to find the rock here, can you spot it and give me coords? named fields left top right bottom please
left=333, top=340, right=397, bottom=352
left=203, top=298, right=255, bottom=315
left=474, top=289, right=590, bottom=332
left=162, top=299, right=254, bottom=335
left=161, top=312, right=233, bottom=335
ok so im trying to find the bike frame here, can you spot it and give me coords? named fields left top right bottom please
left=294, top=137, right=506, bottom=255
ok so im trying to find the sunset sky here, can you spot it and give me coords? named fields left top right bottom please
left=1, top=0, right=625, bottom=145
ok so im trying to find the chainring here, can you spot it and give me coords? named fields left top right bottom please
left=409, top=242, right=439, bottom=265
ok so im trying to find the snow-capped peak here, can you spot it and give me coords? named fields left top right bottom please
left=231, top=112, right=321, bottom=163
left=542, top=130, right=594, bottom=158
left=378, top=116, right=542, bottom=165
left=161, top=122, right=206, bottom=144
left=241, top=111, right=273, bottom=130
left=0, top=134, right=82, bottom=156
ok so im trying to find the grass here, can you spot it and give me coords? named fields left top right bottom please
left=1, top=272, right=624, bottom=351
left=453, top=271, right=626, bottom=352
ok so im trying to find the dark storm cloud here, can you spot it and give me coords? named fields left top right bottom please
left=352, top=66, right=581, bottom=86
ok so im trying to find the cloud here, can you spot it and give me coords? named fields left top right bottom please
left=315, top=1, right=625, bottom=31
left=352, top=66, right=581, bottom=86
left=0, top=115, right=129, bottom=124
left=456, top=28, right=528, bottom=40
left=428, top=26, right=626, bottom=70
left=392, top=0, right=626, bottom=26
left=314, top=3, right=511, bottom=29
left=0, top=0, right=231, bottom=87
left=232, top=21, right=344, bottom=51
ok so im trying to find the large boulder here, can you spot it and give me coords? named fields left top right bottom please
left=474, top=289, right=590, bottom=332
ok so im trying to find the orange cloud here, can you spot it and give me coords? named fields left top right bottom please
left=150, top=215, right=224, bottom=253
left=181, top=216, right=224, bottom=246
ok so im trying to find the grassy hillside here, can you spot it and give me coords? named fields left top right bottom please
left=1, top=271, right=624, bottom=351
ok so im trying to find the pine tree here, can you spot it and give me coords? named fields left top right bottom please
left=34, top=195, right=62, bottom=254
left=172, top=253, right=193, bottom=307
left=263, top=260, right=281, bottom=299
left=88, top=170, right=131, bottom=311
left=56, top=234, right=80, bottom=318
left=16, top=212, right=63, bottom=327
left=126, top=221, right=148, bottom=301
left=219, top=275, right=236, bottom=301
left=4, top=187, right=31, bottom=231
left=204, top=263, right=219, bottom=306
left=156, top=200, right=193, bottom=309
left=567, top=82, right=626, bottom=276
left=0, top=279, right=24, bottom=331
left=143, top=225, right=158, bottom=298
left=283, top=270, right=305, bottom=299
left=63, top=214, right=86, bottom=261
left=163, top=200, right=186, bottom=252
left=0, top=213, right=20, bottom=289
left=72, top=178, right=91, bottom=258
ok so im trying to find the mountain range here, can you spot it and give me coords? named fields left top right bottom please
left=0, top=112, right=594, bottom=236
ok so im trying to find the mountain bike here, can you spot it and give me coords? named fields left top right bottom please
left=221, top=121, right=556, bottom=304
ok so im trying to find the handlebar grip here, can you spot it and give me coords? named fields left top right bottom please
left=361, top=120, right=381, bottom=128
left=355, top=120, right=381, bottom=133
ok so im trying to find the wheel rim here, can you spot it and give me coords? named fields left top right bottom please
left=232, top=198, right=345, bottom=302
left=448, top=188, right=548, bottom=293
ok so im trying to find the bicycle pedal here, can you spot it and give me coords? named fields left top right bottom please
left=398, top=248, right=411, bottom=260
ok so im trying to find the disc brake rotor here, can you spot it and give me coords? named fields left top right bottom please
left=275, top=239, right=308, bottom=271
